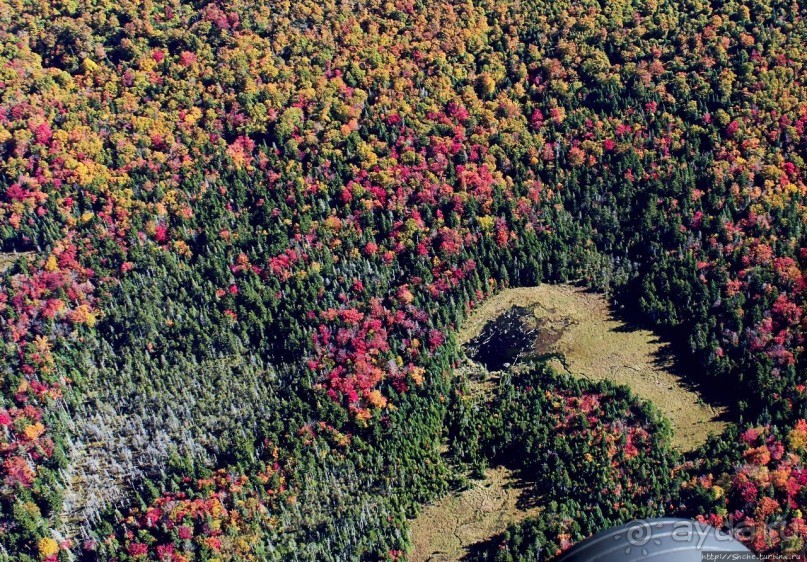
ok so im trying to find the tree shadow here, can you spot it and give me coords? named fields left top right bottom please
left=651, top=342, right=735, bottom=420
left=458, top=464, right=545, bottom=560
left=461, top=533, right=506, bottom=561
left=604, top=299, right=738, bottom=432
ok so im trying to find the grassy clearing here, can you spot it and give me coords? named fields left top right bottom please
left=410, top=285, right=727, bottom=561
left=458, top=284, right=727, bottom=452
left=409, top=465, right=539, bottom=562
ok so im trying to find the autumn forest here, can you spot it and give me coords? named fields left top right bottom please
left=0, top=0, right=805, bottom=560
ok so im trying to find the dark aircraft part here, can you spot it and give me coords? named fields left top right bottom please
left=556, top=518, right=758, bottom=561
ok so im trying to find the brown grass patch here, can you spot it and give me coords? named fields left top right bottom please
left=409, top=466, right=539, bottom=562
left=409, top=285, right=728, bottom=560
left=458, top=284, right=727, bottom=451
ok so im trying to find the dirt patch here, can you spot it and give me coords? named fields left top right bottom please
left=409, top=466, right=539, bottom=562
left=458, top=284, right=727, bottom=452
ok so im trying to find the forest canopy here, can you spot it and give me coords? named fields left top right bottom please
left=0, top=0, right=805, bottom=560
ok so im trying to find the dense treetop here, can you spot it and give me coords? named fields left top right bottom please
left=0, top=0, right=804, bottom=560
